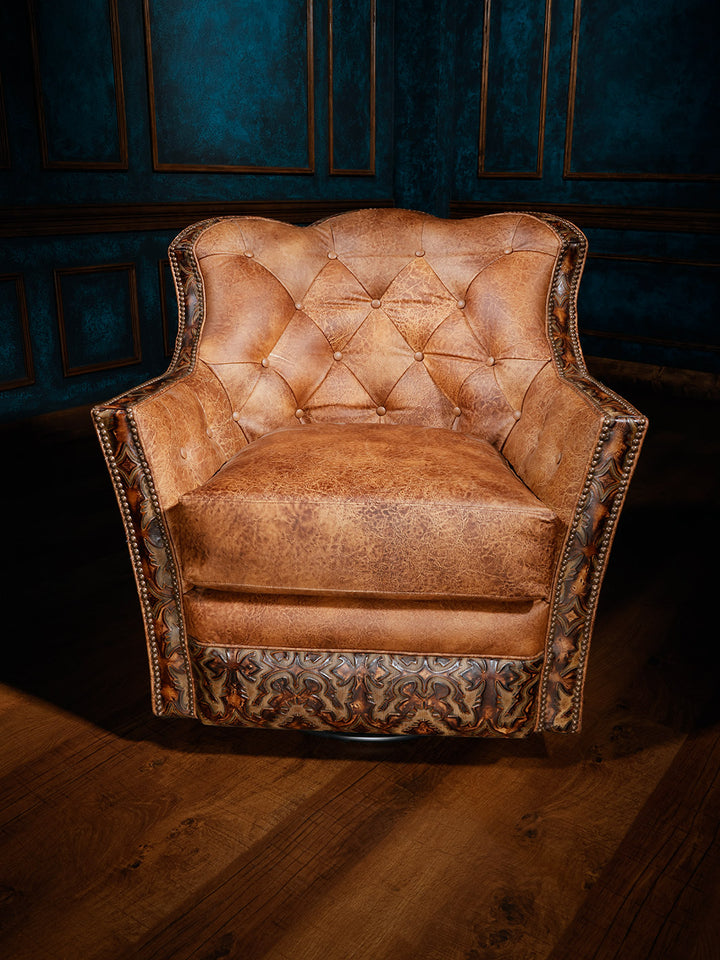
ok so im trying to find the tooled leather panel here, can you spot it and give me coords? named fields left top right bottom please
left=172, top=423, right=562, bottom=601
left=524, top=214, right=648, bottom=732
left=190, top=210, right=561, bottom=449
left=183, top=588, right=550, bottom=659
left=92, top=406, right=194, bottom=717
left=188, top=642, right=543, bottom=737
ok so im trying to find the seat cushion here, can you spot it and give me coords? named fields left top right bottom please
left=170, top=423, right=562, bottom=601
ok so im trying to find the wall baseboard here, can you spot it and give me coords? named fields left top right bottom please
left=587, top=356, right=720, bottom=400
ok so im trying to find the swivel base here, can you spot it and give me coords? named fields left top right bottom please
left=310, top=730, right=421, bottom=743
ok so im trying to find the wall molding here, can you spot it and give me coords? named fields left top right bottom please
left=143, top=0, right=315, bottom=173
left=0, top=199, right=395, bottom=238
left=28, top=0, right=128, bottom=171
left=478, top=0, right=552, bottom=179
left=329, top=0, right=377, bottom=176
left=449, top=201, right=720, bottom=234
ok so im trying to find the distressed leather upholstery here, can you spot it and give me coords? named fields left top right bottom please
left=93, top=209, right=647, bottom=737
left=172, top=423, right=561, bottom=600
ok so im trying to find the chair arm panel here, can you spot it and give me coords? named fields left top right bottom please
left=506, top=364, right=647, bottom=733
left=93, top=379, right=194, bottom=718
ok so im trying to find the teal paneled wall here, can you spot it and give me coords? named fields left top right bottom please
left=1, top=0, right=718, bottom=419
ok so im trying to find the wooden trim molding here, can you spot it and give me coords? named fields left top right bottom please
left=0, top=199, right=395, bottom=238
left=564, top=0, right=720, bottom=182
left=328, top=0, right=377, bottom=176
left=478, top=0, right=552, bottom=179
left=55, top=263, right=142, bottom=377
left=449, top=201, right=720, bottom=234
left=27, top=0, right=128, bottom=171
left=0, top=275, right=34, bottom=391
left=143, top=0, right=315, bottom=173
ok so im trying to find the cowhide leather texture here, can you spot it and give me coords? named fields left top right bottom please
left=93, top=208, right=647, bottom=736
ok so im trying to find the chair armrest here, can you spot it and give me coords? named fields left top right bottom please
left=92, top=362, right=245, bottom=718
left=505, top=363, right=647, bottom=732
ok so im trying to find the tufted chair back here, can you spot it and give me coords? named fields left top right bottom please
left=186, top=208, right=560, bottom=449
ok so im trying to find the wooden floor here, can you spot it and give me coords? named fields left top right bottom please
left=1, top=380, right=719, bottom=960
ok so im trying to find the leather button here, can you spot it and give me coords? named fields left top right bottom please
left=180, top=447, right=188, bottom=459
left=244, top=250, right=253, bottom=258
left=503, top=247, right=513, bottom=255
left=333, top=351, right=343, bottom=361
left=415, top=249, right=425, bottom=257
left=376, top=406, right=386, bottom=417
left=295, top=409, right=304, bottom=419
left=371, top=299, right=381, bottom=309
left=453, top=407, right=462, bottom=418
left=232, top=411, right=241, bottom=421
left=486, top=356, right=495, bottom=366
left=295, top=302, right=303, bottom=311
left=414, top=351, right=424, bottom=362
left=457, top=299, right=466, bottom=308
left=261, top=357, right=269, bottom=368
left=513, top=409, right=522, bottom=421
left=327, top=251, right=338, bottom=259
left=206, top=427, right=214, bottom=438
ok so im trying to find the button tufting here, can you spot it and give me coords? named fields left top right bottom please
left=295, top=302, right=303, bottom=311
left=180, top=447, right=188, bottom=459
left=327, top=251, right=337, bottom=259
left=371, top=299, right=381, bottom=309
left=457, top=299, right=466, bottom=308
left=376, top=406, right=386, bottom=417
left=261, top=357, right=269, bottom=368
left=453, top=407, right=462, bottom=418
left=244, top=250, right=253, bottom=258
left=333, top=351, right=343, bottom=361
left=503, top=247, right=513, bottom=255
left=206, top=427, right=214, bottom=438
left=295, top=409, right=304, bottom=419
left=486, top=356, right=495, bottom=366
left=414, top=351, right=424, bottom=362
left=232, top=411, right=241, bottom=421
left=415, top=249, right=425, bottom=257
left=513, top=410, right=522, bottom=421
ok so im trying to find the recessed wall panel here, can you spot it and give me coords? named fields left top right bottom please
left=145, top=0, right=314, bottom=171
left=158, top=258, right=177, bottom=357
left=566, top=0, right=720, bottom=179
left=480, top=0, right=551, bottom=176
left=578, top=255, right=720, bottom=371
left=29, top=0, right=127, bottom=168
left=329, top=0, right=375, bottom=174
left=0, top=275, right=34, bottom=390
left=55, top=264, right=141, bottom=376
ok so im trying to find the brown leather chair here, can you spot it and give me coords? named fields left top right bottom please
left=93, top=209, right=647, bottom=738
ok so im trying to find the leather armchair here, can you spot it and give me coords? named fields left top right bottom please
left=93, top=209, right=647, bottom=738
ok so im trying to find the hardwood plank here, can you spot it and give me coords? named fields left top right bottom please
left=549, top=723, right=720, bottom=960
